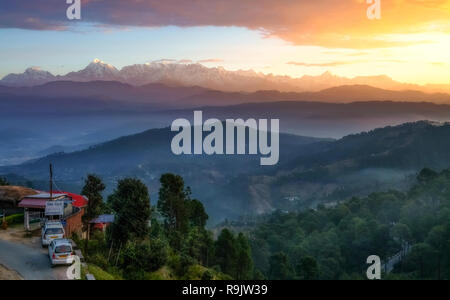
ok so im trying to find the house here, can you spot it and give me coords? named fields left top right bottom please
left=17, top=190, right=88, bottom=237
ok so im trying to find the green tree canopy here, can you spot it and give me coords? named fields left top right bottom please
left=0, top=177, right=10, bottom=186
left=268, top=252, right=294, bottom=280
left=158, top=174, right=190, bottom=234
left=108, top=178, right=151, bottom=244
left=215, top=229, right=238, bottom=277
left=187, top=199, right=209, bottom=228
left=236, top=232, right=254, bottom=280
left=81, top=174, right=106, bottom=229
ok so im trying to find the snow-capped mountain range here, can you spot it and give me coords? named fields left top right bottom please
left=1, top=59, right=449, bottom=93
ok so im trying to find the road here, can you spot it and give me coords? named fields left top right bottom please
left=0, top=239, right=69, bottom=280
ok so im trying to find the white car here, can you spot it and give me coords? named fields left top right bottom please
left=41, top=221, right=65, bottom=247
left=48, top=239, right=75, bottom=266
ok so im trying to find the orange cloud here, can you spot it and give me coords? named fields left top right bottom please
left=2, top=0, right=450, bottom=49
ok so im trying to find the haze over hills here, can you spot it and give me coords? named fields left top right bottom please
left=0, top=125, right=328, bottom=221
left=3, top=81, right=450, bottom=114
left=2, top=59, right=450, bottom=94
left=213, top=121, right=450, bottom=216
left=3, top=121, right=450, bottom=221
left=5, top=81, right=450, bottom=165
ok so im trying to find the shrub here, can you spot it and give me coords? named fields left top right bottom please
left=87, top=264, right=118, bottom=280
left=0, top=214, right=24, bottom=227
left=120, top=238, right=169, bottom=277
left=201, top=270, right=213, bottom=280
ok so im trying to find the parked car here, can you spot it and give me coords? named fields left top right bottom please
left=41, top=221, right=65, bottom=247
left=48, top=239, right=75, bottom=267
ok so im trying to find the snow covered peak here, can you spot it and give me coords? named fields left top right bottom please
left=86, top=59, right=117, bottom=71
left=25, top=66, right=43, bottom=72
left=63, top=59, right=120, bottom=82
left=0, top=59, right=408, bottom=93
left=1, top=67, right=55, bottom=87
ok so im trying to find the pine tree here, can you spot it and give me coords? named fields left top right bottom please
left=81, top=174, right=105, bottom=253
left=108, top=178, right=151, bottom=244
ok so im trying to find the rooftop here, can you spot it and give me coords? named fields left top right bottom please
left=0, top=186, right=39, bottom=206
left=26, top=193, right=67, bottom=200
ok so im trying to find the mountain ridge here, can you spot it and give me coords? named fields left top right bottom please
left=3, top=120, right=450, bottom=220
left=3, top=59, right=450, bottom=94
left=3, top=80, right=450, bottom=111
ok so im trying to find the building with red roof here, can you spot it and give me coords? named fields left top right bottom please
left=17, top=190, right=88, bottom=236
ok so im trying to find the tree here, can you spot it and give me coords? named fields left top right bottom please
left=236, top=233, right=253, bottom=280
left=296, top=256, right=319, bottom=280
left=187, top=199, right=209, bottom=228
left=391, top=223, right=412, bottom=244
left=417, top=168, right=438, bottom=184
left=120, top=238, right=169, bottom=278
left=0, top=177, right=9, bottom=186
left=404, top=243, right=433, bottom=278
left=184, top=226, right=214, bottom=266
left=268, top=252, right=293, bottom=280
left=158, top=174, right=190, bottom=234
left=108, top=178, right=151, bottom=245
left=426, top=225, right=446, bottom=280
left=214, top=229, right=238, bottom=277
left=81, top=174, right=105, bottom=252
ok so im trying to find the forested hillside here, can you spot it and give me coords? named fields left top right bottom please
left=247, top=168, right=450, bottom=279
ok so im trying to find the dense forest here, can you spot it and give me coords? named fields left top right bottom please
left=82, top=167, right=450, bottom=280
left=248, top=168, right=450, bottom=280
left=3, top=166, right=450, bottom=280
left=77, top=173, right=254, bottom=280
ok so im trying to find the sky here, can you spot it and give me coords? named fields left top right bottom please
left=1, top=0, right=450, bottom=85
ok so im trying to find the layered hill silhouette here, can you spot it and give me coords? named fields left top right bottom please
left=4, top=80, right=450, bottom=165
left=3, top=81, right=450, bottom=114
left=3, top=121, right=450, bottom=220
left=236, top=121, right=450, bottom=213
left=0, top=125, right=327, bottom=220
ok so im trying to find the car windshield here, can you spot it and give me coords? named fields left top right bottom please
left=46, top=228, right=63, bottom=235
left=55, top=245, right=72, bottom=253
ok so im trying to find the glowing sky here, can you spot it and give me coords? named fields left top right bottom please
left=1, top=0, right=450, bottom=85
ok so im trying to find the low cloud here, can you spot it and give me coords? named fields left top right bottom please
left=287, top=61, right=355, bottom=67
left=197, top=59, right=224, bottom=63
left=178, top=59, right=193, bottom=64
left=288, top=59, right=407, bottom=67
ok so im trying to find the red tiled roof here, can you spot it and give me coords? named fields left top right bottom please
left=53, top=191, right=88, bottom=208
left=18, top=191, right=88, bottom=209
left=18, top=199, right=47, bottom=209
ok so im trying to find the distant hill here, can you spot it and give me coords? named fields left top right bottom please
left=167, top=100, right=450, bottom=138
left=0, top=125, right=328, bottom=221
left=3, top=81, right=450, bottom=115
left=234, top=121, right=450, bottom=214
left=5, top=121, right=450, bottom=221
left=5, top=81, right=450, bottom=166
left=181, top=85, right=450, bottom=106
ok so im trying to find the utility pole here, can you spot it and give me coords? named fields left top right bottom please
left=49, top=163, right=54, bottom=221
left=49, top=163, right=53, bottom=200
